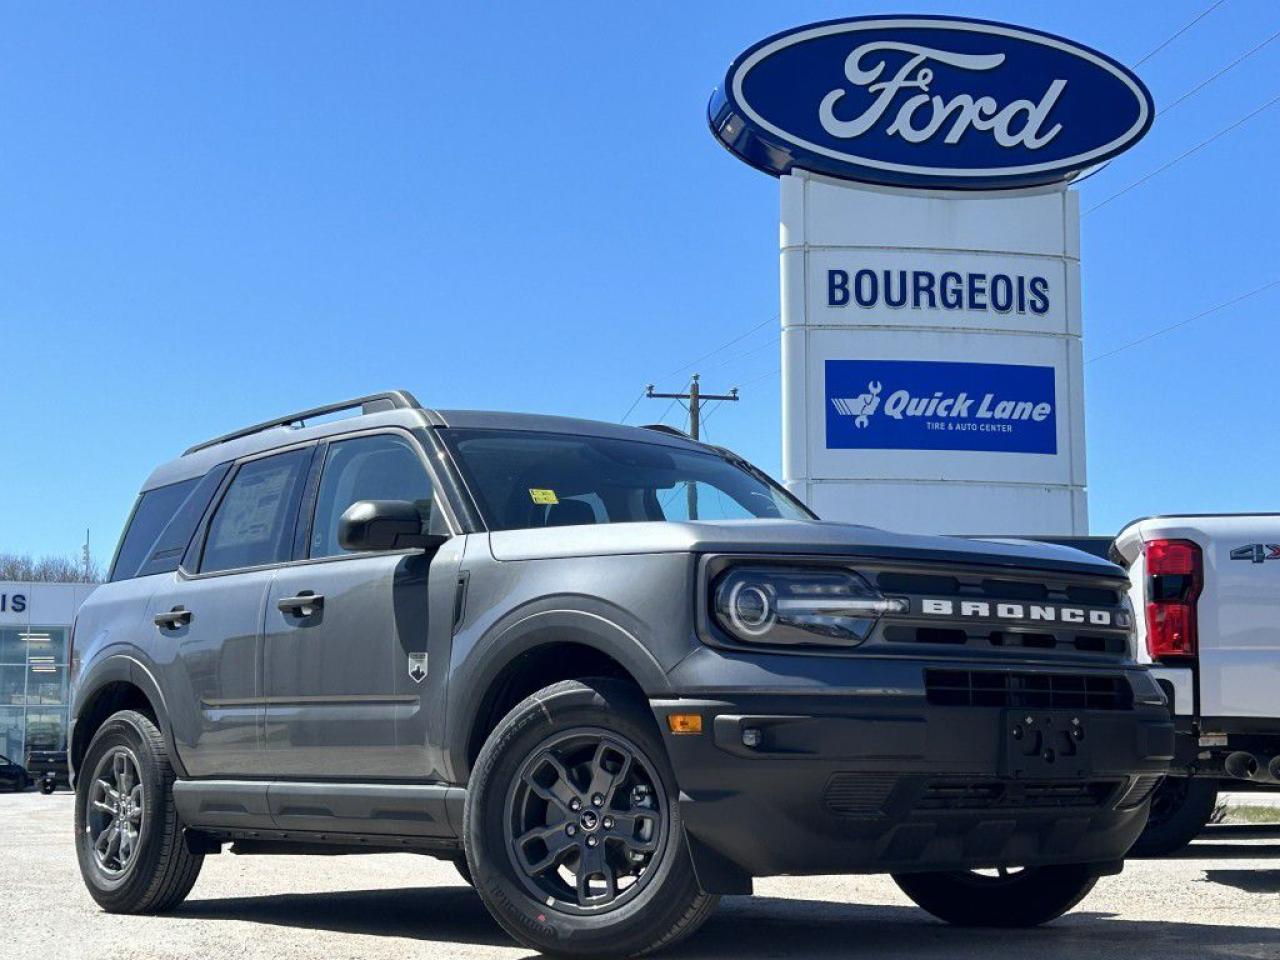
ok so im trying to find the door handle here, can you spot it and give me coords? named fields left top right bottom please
left=277, top=592, right=325, bottom=618
left=154, top=606, right=193, bottom=629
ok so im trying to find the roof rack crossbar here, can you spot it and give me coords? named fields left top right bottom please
left=183, top=390, right=422, bottom=456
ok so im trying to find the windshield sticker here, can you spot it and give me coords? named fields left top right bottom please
left=529, top=488, right=559, bottom=505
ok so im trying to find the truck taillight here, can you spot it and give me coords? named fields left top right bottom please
left=1144, top=538, right=1202, bottom=661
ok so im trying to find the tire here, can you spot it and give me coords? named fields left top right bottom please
left=40, top=777, right=56, bottom=795
left=74, top=710, right=204, bottom=913
left=1129, top=776, right=1219, bottom=857
left=893, top=864, right=1099, bottom=927
left=464, top=678, right=718, bottom=958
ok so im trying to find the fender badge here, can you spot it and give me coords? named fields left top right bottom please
left=408, top=653, right=427, bottom=684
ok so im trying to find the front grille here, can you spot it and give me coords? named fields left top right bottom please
left=876, top=572, right=1123, bottom=608
left=875, top=568, right=1130, bottom=659
left=925, top=669, right=1134, bottom=711
left=918, top=778, right=1117, bottom=810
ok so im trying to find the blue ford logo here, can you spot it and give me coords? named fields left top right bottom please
left=709, top=16, right=1154, bottom=189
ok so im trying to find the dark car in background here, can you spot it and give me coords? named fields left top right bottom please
left=26, top=749, right=69, bottom=792
left=0, top=754, right=30, bottom=792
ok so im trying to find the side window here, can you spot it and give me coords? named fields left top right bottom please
left=110, top=478, right=200, bottom=581
left=310, top=434, right=433, bottom=558
left=200, top=449, right=311, bottom=573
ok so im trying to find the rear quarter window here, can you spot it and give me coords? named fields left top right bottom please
left=109, top=478, right=201, bottom=581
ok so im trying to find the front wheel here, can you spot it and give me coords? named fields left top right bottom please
left=893, top=864, right=1099, bottom=927
left=464, top=678, right=718, bottom=958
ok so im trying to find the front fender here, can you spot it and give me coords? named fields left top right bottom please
left=443, top=604, right=674, bottom=783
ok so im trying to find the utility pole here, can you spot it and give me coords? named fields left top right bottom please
left=645, top=374, right=739, bottom=519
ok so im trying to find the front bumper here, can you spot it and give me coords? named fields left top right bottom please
left=652, top=653, right=1173, bottom=893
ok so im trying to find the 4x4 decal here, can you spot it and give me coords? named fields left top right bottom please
left=1230, top=543, right=1280, bottom=564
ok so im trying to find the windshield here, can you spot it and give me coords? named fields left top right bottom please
left=441, top=428, right=814, bottom=531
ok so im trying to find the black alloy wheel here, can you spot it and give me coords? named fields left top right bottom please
left=505, top=729, right=667, bottom=914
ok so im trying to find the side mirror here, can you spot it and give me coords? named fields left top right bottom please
left=338, top=500, right=446, bottom=552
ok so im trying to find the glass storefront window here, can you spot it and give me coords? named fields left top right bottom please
left=24, top=711, right=67, bottom=752
left=26, top=664, right=67, bottom=705
left=0, top=623, right=72, bottom=761
left=22, top=627, right=67, bottom=664
left=0, top=666, right=25, bottom=706
left=0, top=708, right=24, bottom=760
left=0, top=628, right=27, bottom=663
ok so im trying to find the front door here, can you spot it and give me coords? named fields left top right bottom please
left=259, top=431, right=442, bottom=779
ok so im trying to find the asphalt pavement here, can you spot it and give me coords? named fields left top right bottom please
left=4, top=791, right=1278, bottom=960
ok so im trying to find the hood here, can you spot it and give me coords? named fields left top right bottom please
left=486, top=518, right=1126, bottom=579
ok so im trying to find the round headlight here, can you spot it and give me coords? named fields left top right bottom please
left=727, top=581, right=775, bottom=636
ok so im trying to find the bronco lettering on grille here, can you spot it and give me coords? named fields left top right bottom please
left=919, top=598, right=1123, bottom=627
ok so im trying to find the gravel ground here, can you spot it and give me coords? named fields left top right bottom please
left=4, top=791, right=1279, bottom=960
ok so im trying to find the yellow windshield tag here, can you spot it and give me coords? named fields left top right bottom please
left=529, top=488, right=559, bottom=505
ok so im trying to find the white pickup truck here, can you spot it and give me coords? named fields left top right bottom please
left=1110, top=515, right=1280, bottom=853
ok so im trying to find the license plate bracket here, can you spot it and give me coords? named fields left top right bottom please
left=1002, top=711, right=1092, bottom=779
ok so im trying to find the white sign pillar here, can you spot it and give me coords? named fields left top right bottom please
left=780, top=169, right=1087, bottom=536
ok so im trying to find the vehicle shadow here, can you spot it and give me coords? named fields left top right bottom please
left=1201, top=869, right=1280, bottom=894
left=670, top=900, right=1280, bottom=960
left=173, top=884, right=510, bottom=947
left=171, top=885, right=1280, bottom=959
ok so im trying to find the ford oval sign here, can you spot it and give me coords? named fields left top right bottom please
left=709, top=16, right=1154, bottom=190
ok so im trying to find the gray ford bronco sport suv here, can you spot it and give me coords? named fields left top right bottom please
left=70, top=390, right=1172, bottom=957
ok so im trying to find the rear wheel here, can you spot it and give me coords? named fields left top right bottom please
left=1129, top=776, right=1219, bottom=857
left=464, top=678, right=717, bottom=958
left=74, top=710, right=203, bottom=913
left=893, top=864, right=1099, bottom=927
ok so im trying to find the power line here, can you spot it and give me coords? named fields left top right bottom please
left=702, top=330, right=783, bottom=374
left=1083, top=92, right=1280, bottom=216
left=618, top=391, right=646, bottom=424
left=655, top=314, right=776, bottom=386
left=1159, top=28, right=1280, bottom=117
left=1086, top=278, right=1280, bottom=364
left=739, top=367, right=781, bottom=388
left=1134, top=0, right=1229, bottom=67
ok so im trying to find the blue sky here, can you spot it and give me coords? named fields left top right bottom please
left=1, top=1, right=1277, bottom=561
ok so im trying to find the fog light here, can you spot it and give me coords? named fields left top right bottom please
left=667, top=713, right=703, bottom=735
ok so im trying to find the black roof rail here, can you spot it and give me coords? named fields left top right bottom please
left=639, top=424, right=692, bottom=440
left=183, top=390, right=422, bottom=456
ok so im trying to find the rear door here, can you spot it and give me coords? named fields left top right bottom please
left=259, top=430, right=449, bottom=779
left=148, top=445, right=313, bottom=778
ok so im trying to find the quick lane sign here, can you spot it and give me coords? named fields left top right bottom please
left=709, top=15, right=1153, bottom=189
left=826, top=359, right=1057, bottom=454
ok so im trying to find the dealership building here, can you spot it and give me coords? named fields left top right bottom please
left=0, top=581, right=97, bottom=763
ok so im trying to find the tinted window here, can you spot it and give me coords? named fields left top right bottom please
left=310, top=434, right=433, bottom=558
left=136, top=463, right=232, bottom=578
left=441, top=429, right=812, bottom=531
left=110, top=479, right=200, bottom=581
left=200, top=449, right=310, bottom=573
